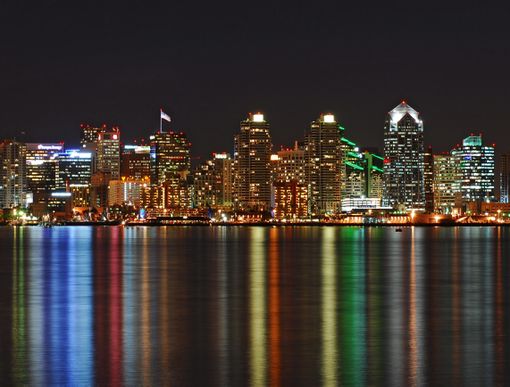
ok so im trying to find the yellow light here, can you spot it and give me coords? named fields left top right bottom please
left=323, top=114, right=335, bottom=123
left=252, top=113, right=264, bottom=122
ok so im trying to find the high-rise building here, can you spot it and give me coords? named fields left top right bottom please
left=383, top=101, right=425, bottom=210
left=499, top=154, right=510, bottom=203
left=451, top=134, right=495, bottom=202
left=194, top=152, right=233, bottom=209
left=433, top=153, right=460, bottom=213
left=121, top=145, right=151, bottom=180
left=108, top=179, right=145, bottom=207
left=80, top=123, right=103, bottom=148
left=0, top=140, right=26, bottom=208
left=305, top=113, right=342, bottom=215
left=55, top=149, right=93, bottom=207
left=150, top=131, right=191, bottom=185
left=96, top=126, right=121, bottom=180
left=424, top=146, right=434, bottom=212
left=274, top=142, right=306, bottom=184
left=233, top=113, right=272, bottom=210
left=25, top=143, right=63, bottom=202
left=273, top=181, right=308, bottom=220
left=362, top=151, right=384, bottom=200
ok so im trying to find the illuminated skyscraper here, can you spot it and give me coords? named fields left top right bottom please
left=0, top=140, right=26, bottom=208
left=194, top=152, right=233, bottom=209
left=383, top=101, right=425, bottom=209
left=233, top=113, right=272, bottom=210
left=25, top=143, right=63, bottom=202
left=80, top=124, right=103, bottom=148
left=424, top=146, right=434, bottom=212
left=451, top=134, right=495, bottom=202
left=150, top=131, right=191, bottom=185
left=121, top=145, right=151, bottom=180
left=55, top=149, right=93, bottom=189
left=274, top=142, right=306, bottom=184
left=305, top=113, right=342, bottom=214
left=96, top=126, right=121, bottom=179
left=500, top=154, right=510, bottom=203
left=433, top=153, right=460, bottom=213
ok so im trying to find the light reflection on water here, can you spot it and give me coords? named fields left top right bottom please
left=0, top=226, right=509, bottom=386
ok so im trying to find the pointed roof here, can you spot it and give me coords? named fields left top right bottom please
left=388, top=100, right=420, bottom=123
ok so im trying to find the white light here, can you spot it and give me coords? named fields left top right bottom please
left=323, top=114, right=335, bottom=123
left=51, top=192, right=72, bottom=198
left=214, top=153, right=228, bottom=159
left=38, top=144, right=63, bottom=150
left=252, top=113, right=264, bottom=122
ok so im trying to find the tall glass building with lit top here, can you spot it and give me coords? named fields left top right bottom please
left=233, top=113, right=272, bottom=210
left=305, top=113, right=342, bottom=215
left=383, top=101, right=425, bottom=210
left=451, top=134, right=495, bottom=202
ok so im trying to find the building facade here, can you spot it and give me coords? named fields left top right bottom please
left=96, top=126, right=121, bottom=180
left=25, top=143, right=63, bottom=203
left=383, top=101, right=425, bottom=210
left=451, top=134, right=495, bottom=202
left=305, top=114, right=342, bottom=215
left=433, top=153, right=460, bottom=213
left=150, top=131, right=191, bottom=186
left=500, top=154, right=510, bottom=203
left=0, top=140, right=26, bottom=208
left=233, top=113, right=272, bottom=210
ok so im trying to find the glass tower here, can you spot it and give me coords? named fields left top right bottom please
left=451, top=134, right=495, bottom=202
left=383, top=101, right=425, bottom=210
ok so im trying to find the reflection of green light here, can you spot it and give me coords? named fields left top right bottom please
left=321, top=227, right=338, bottom=387
left=250, top=228, right=267, bottom=387
left=12, top=227, right=28, bottom=385
left=339, top=228, right=366, bottom=386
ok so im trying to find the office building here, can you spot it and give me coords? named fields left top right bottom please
left=0, top=140, right=26, bottom=208
left=194, top=152, right=233, bottom=209
left=424, top=146, right=434, bottom=212
left=150, top=131, right=191, bottom=185
left=451, top=134, right=495, bottom=202
left=499, top=154, right=510, bottom=203
left=96, top=126, right=121, bottom=180
left=233, top=113, right=272, bottom=210
left=305, top=113, right=342, bottom=214
left=383, top=101, right=425, bottom=210
left=433, top=153, right=460, bottom=213
left=25, top=143, right=63, bottom=202
left=121, top=145, right=151, bottom=180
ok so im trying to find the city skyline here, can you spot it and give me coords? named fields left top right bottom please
left=0, top=102, right=502, bottom=162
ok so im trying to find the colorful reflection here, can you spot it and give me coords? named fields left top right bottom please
left=0, top=226, right=508, bottom=385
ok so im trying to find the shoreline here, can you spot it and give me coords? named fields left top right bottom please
left=2, top=222, right=510, bottom=227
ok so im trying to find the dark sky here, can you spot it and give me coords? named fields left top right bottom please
left=1, top=2, right=509, bottom=159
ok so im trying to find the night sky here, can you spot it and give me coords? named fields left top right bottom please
left=1, top=2, right=509, bottom=160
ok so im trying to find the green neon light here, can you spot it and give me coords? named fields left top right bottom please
left=371, top=165, right=383, bottom=173
left=341, top=137, right=357, bottom=147
left=347, top=151, right=360, bottom=159
left=371, top=153, right=384, bottom=161
left=345, top=161, right=364, bottom=171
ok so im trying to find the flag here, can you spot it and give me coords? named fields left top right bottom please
left=160, top=109, right=171, bottom=122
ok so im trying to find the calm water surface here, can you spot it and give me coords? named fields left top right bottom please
left=0, top=226, right=509, bottom=386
